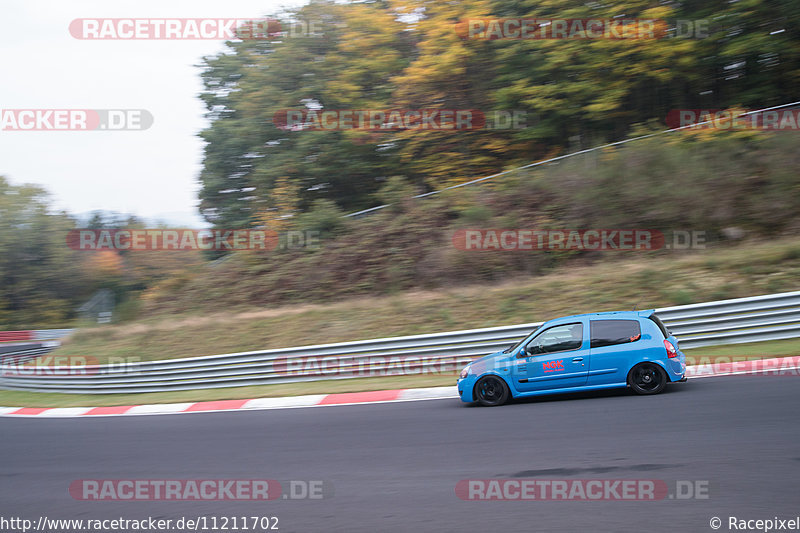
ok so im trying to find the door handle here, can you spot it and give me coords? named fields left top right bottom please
left=572, top=357, right=584, bottom=362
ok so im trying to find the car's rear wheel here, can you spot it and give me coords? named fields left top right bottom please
left=629, top=362, right=668, bottom=395
left=474, top=375, right=509, bottom=406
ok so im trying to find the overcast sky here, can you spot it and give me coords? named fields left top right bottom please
left=0, top=0, right=307, bottom=228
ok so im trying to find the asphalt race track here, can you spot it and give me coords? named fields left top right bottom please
left=2, top=374, right=799, bottom=533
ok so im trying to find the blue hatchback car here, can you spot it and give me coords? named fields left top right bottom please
left=458, top=310, right=686, bottom=406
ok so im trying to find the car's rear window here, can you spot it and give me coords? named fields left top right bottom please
left=648, top=313, right=670, bottom=339
left=590, top=319, right=641, bottom=348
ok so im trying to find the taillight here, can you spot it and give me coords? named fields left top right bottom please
left=664, top=339, right=678, bottom=358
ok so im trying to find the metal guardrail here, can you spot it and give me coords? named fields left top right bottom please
left=0, top=343, right=59, bottom=364
left=1, top=292, right=799, bottom=394
left=0, top=329, right=72, bottom=366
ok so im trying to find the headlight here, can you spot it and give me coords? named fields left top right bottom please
left=459, top=365, right=471, bottom=379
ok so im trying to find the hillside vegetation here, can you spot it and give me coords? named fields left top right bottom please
left=138, top=133, right=800, bottom=317
left=56, top=236, right=800, bottom=363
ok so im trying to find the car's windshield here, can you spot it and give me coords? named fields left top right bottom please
left=502, top=326, right=542, bottom=353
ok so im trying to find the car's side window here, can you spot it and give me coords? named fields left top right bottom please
left=526, top=323, right=583, bottom=355
left=590, top=319, right=642, bottom=348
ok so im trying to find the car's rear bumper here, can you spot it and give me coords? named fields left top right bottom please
left=666, top=349, right=686, bottom=381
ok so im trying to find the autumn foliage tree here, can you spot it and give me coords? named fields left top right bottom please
left=198, top=0, right=800, bottom=228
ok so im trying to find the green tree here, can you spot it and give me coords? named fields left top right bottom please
left=0, top=177, right=88, bottom=327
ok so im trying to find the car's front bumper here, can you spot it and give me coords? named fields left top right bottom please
left=457, top=374, right=478, bottom=403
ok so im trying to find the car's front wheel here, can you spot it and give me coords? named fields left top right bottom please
left=474, top=375, right=510, bottom=406
left=628, top=362, right=668, bottom=395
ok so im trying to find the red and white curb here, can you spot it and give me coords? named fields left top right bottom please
left=0, top=387, right=455, bottom=418
left=1, top=356, right=798, bottom=418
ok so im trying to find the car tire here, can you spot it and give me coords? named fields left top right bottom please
left=474, top=375, right=510, bottom=406
left=628, top=362, right=668, bottom=395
